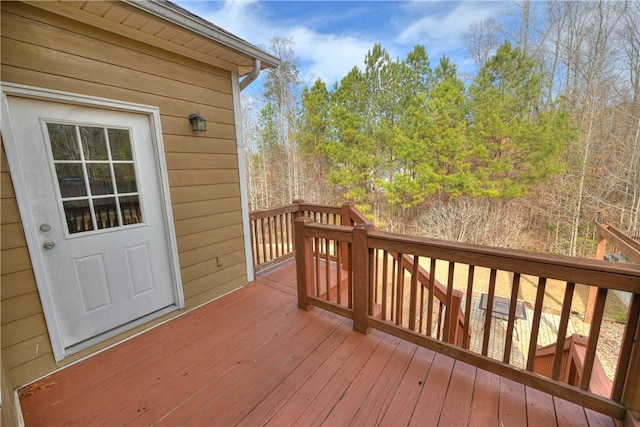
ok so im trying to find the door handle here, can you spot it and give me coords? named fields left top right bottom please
left=40, top=223, right=52, bottom=232
left=43, top=241, right=56, bottom=250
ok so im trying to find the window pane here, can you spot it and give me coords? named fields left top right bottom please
left=94, top=197, right=119, bottom=229
left=64, top=200, right=93, bottom=233
left=86, top=163, right=114, bottom=195
left=113, top=163, right=137, bottom=193
left=80, top=127, right=108, bottom=160
left=55, top=164, right=86, bottom=198
left=119, top=195, right=142, bottom=225
left=47, top=123, right=80, bottom=160
left=108, top=129, right=133, bottom=160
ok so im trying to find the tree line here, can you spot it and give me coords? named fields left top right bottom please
left=243, top=0, right=640, bottom=258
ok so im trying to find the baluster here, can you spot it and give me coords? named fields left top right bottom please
left=391, top=258, right=397, bottom=322
left=408, top=255, right=419, bottom=331
left=443, top=261, right=455, bottom=343
left=503, top=273, right=522, bottom=363
left=552, top=282, right=575, bottom=379
left=314, top=237, right=321, bottom=297
left=419, top=281, right=425, bottom=334
left=526, top=277, right=547, bottom=371
left=325, top=238, right=331, bottom=301
left=336, top=243, right=342, bottom=306
left=382, top=251, right=389, bottom=321
left=373, top=248, right=379, bottom=304
left=463, top=265, right=475, bottom=349
left=250, top=219, right=258, bottom=269
left=427, top=258, right=436, bottom=337
left=612, top=293, right=640, bottom=401
left=261, top=218, right=267, bottom=264
left=437, top=302, right=444, bottom=340
left=347, top=242, right=353, bottom=309
left=581, top=287, right=607, bottom=391
left=482, top=269, right=498, bottom=356
left=267, top=217, right=274, bottom=261
left=395, top=255, right=404, bottom=326
left=368, top=246, right=376, bottom=315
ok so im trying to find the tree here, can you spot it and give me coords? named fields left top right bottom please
left=468, top=41, right=570, bottom=198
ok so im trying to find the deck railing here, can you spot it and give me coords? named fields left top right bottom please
left=293, top=216, right=640, bottom=421
left=249, top=202, right=342, bottom=272
left=250, top=202, right=468, bottom=347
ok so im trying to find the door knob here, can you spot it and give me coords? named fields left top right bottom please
left=43, top=241, right=56, bottom=250
left=40, top=223, right=52, bottom=232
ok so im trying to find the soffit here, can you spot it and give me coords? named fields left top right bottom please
left=22, top=0, right=279, bottom=75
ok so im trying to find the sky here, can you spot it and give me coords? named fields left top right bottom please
left=173, top=1, right=513, bottom=90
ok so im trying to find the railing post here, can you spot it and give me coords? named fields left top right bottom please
left=586, top=237, right=607, bottom=323
left=294, top=217, right=313, bottom=311
left=341, top=202, right=355, bottom=227
left=352, top=223, right=371, bottom=334
left=448, top=291, right=462, bottom=346
left=340, top=203, right=354, bottom=268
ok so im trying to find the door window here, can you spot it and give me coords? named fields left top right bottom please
left=46, top=123, right=143, bottom=234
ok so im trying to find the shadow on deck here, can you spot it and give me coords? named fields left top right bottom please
left=19, top=259, right=618, bottom=426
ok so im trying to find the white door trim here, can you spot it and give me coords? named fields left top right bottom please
left=0, top=82, right=184, bottom=361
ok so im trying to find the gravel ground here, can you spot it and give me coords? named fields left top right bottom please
left=597, top=320, right=626, bottom=381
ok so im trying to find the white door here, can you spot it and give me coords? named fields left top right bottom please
left=4, top=95, right=181, bottom=356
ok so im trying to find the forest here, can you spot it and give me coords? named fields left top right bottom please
left=242, top=0, right=640, bottom=258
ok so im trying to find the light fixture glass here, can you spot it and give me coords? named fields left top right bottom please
left=189, top=112, right=207, bottom=132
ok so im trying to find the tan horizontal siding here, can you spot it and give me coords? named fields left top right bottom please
left=5, top=355, right=57, bottom=388
left=1, top=1, right=250, bottom=386
left=2, top=247, right=33, bottom=275
left=0, top=199, right=21, bottom=224
left=183, top=262, right=248, bottom=304
left=1, top=5, right=232, bottom=89
left=165, top=153, right=239, bottom=170
left=1, top=270, right=38, bottom=300
left=168, top=169, right=240, bottom=188
left=172, top=196, right=242, bottom=221
left=177, top=236, right=245, bottom=269
left=3, top=39, right=234, bottom=111
left=1, top=66, right=236, bottom=126
left=2, top=334, right=52, bottom=371
left=170, top=183, right=240, bottom=204
left=1, top=293, right=43, bottom=324
left=163, top=135, right=239, bottom=155
left=174, top=211, right=243, bottom=237
left=2, top=314, right=48, bottom=350
left=181, top=249, right=247, bottom=284
left=185, top=275, right=248, bottom=310
left=1, top=222, right=26, bottom=250
left=177, top=223, right=244, bottom=253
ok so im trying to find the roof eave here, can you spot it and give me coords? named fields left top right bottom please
left=122, top=0, right=280, bottom=71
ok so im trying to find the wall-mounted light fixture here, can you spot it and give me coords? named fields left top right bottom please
left=189, top=112, right=207, bottom=132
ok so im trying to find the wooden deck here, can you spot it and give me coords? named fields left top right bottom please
left=19, top=259, right=619, bottom=426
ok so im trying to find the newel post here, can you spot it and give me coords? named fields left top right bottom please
left=294, top=217, right=313, bottom=310
left=340, top=202, right=354, bottom=268
left=585, top=237, right=607, bottom=323
left=352, top=223, right=371, bottom=334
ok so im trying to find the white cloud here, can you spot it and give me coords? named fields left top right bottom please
left=188, top=0, right=377, bottom=86
left=178, top=0, right=507, bottom=87
left=397, top=2, right=503, bottom=50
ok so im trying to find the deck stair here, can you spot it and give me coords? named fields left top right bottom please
left=534, top=334, right=612, bottom=398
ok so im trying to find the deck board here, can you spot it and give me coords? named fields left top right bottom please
left=18, top=259, right=620, bottom=426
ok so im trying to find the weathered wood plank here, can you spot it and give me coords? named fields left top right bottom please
left=408, top=352, right=455, bottom=426
left=469, top=368, right=501, bottom=426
